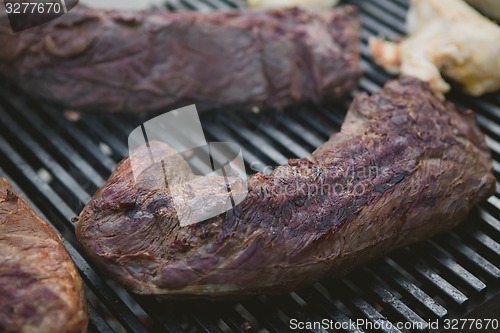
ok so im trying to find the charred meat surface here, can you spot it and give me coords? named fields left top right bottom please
left=76, top=78, right=495, bottom=297
left=0, top=179, right=88, bottom=333
left=0, top=5, right=360, bottom=113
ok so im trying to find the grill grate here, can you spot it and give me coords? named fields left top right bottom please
left=1, top=0, right=499, bottom=332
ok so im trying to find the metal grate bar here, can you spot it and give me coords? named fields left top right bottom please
left=321, top=279, right=401, bottom=333
left=0, top=107, right=91, bottom=204
left=297, top=286, right=365, bottom=333
left=132, top=297, right=189, bottom=333
left=354, top=0, right=406, bottom=35
left=438, top=234, right=500, bottom=281
left=78, top=116, right=130, bottom=158
left=349, top=269, right=429, bottom=331
left=207, top=117, right=288, bottom=167
left=189, top=306, right=226, bottom=333
left=417, top=243, right=487, bottom=295
left=36, top=102, right=118, bottom=174
left=216, top=306, right=260, bottom=333
left=269, top=113, right=326, bottom=149
left=87, top=302, right=115, bottom=333
left=239, top=113, right=311, bottom=158
left=197, top=0, right=235, bottom=10
left=167, top=0, right=245, bottom=10
left=239, top=299, right=292, bottom=333
left=376, top=259, right=448, bottom=319
left=479, top=208, right=500, bottom=234
left=392, top=251, right=469, bottom=308
left=0, top=135, right=78, bottom=226
left=203, top=121, right=275, bottom=174
left=387, top=0, right=410, bottom=10
left=217, top=114, right=289, bottom=165
left=165, top=0, right=200, bottom=11
left=371, top=259, right=449, bottom=319
left=367, top=0, right=408, bottom=19
left=0, top=94, right=106, bottom=188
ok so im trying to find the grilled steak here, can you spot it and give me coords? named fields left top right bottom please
left=0, top=179, right=88, bottom=332
left=0, top=5, right=360, bottom=113
left=76, top=77, right=495, bottom=297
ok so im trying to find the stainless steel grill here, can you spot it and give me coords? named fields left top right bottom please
left=0, top=0, right=499, bottom=332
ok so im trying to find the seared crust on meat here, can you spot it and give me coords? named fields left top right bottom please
left=0, top=5, right=360, bottom=113
left=77, top=77, right=495, bottom=297
left=0, top=179, right=88, bottom=333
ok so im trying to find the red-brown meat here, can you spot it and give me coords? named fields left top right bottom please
left=76, top=78, right=495, bottom=297
left=0, top=179, right=88, bottom=332
left=0, top=5, right=360, bottom=113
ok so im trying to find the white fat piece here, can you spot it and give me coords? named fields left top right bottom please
left=370, top=0, right=500, bottom=97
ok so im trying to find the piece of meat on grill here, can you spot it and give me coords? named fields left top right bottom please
left=0, top=179, right=88, bottom=333
left=0, top=5, right=360, bottom=113
left=76, top=77, right=495, bottom=297
left=370, top=0, right=500, bottom=98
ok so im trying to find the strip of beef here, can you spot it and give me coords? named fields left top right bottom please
left=0, top=5, right=360, bottom=113
left=76, top=77, right=495, bottom=297
left=0, top=179, right=88, bottom=333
